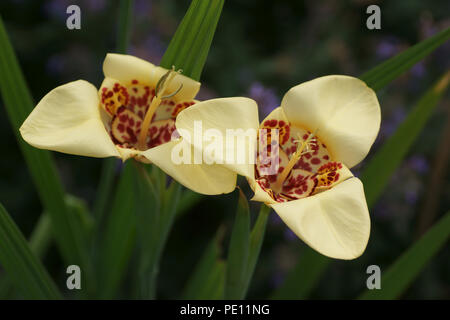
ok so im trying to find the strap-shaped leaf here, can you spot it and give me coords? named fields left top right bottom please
left=362, top=72, right=450, bottom=208
left=0, top=203, right=61, bottom=299
left=160, top=0, right=225, bottom=80
left=225, top=190, right=250, bottom=299
left=359, top=211, right=450, bottom=299
left=134, top=166, right=182, bottom=299
left=97, top=163, right=136, bottom=299
left=271, top=246, right=329, bottom=299
left=361, top=27, right=450, bottom=91
left=242, top=204, right=270, bottom=298
left=181, top=229, right=225, bottom=299
left=93, top=0, right=134, bottom=222
left=0, top=15, right=93, bottom=288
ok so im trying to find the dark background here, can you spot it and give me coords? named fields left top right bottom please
left=0, top=0, right=449, bottom=299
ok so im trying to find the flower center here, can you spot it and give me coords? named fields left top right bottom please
left=271, top=131, right=316, bottom=193
left=100, top=68, right=195, bottom=153
left=255, top=117, right=351, bottom=203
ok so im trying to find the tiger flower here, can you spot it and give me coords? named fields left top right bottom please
left=19, top=53, right=244, bottom=195
left=178, top=75, right=381, bottom=259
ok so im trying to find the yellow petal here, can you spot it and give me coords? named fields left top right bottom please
left=103, top=53, right=200, bottom=101
left=248, top=178, right=277, bottom=204
left=260, top=106, right=288, bottom=124
left=175, top=97, right=260, bottom=179
left=142, top=139, right=237, bottom=195
left=20, top=80, right=120, bottom=158
left=103, top=53, right=155, bottom=84
left=282, top=75, right=381, bottom=168
left=270, top=178, right=370, bottom=260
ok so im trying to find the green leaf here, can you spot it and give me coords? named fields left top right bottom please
left=271, top=246, right=329, bottom=299
left=242, top=204, right=270, bottom=298
left=160, top=0, right=225, bottom=80
left=225, top=190, right=250, bottom=300
left=0, top=212, right=52, bottom=299
left=0, top=15, right=93, bottom=288
left=116, top=0, right=134, bottom=54
left=135, top=165, right=182, bottom=299
left=361, top=27, right=450, bottom=91
left=359, top=211, right=450, bottom=300
left=93, top=1, right=133, bottom=222
left=177, top=189, right=204, bottom=218
left=181, top=228, right=225, bottom=299
left=28, top=213, right=52, bottom=259
left=97, top=162, right=136, bottom=299
left=361, top=72, right=450, bottom=208
left=0, top=203, right=61, bottom=299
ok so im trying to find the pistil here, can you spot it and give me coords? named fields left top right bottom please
left=137, top=66, right=182, bottom=150
left=272, top=131, right=316, bottom=193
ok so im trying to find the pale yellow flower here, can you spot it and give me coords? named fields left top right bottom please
left=20, top=53, right=244, bottom=195
left=177, top=75, right=381, bottom=259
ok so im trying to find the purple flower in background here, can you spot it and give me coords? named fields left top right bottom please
left=404, top=189, right=418, bottom=205
left=411, top=62, right=426, bottom=78
left=407, top=155, right=429, bottom=175
left=130, top=34, right=165, bottom=65
left=269, top=211, right=282, bottom=225
left=283, top=228, right=297, bottom=242
left=46, top=54, right=65, bottom=75
left=373, top=202, right=392, bottom=218
left=375, top=37, right=400, bottom=60
left=134, top=0, right=153, bottom=19
left=44, top=0, right=71, bottom=20
left=378, top=107, right=406, bottom=141
left=85, top=0, right=106, bottom=13
left=270, top=271, right=285, bottom=289
left=44, top=0, right=106, bottom=20
left=247, top=82, right=279, bottom=121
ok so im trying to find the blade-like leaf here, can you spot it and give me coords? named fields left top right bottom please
left=181, top=228, right=225, bottom=299
left=28, top=213, right=52, bottom=258
left=160, top=0, right=225, bottom=80
left=93, top=0, right=134, bottom=222
left=359, top=211, right=450, bottom=300
left=116, top=0, right=134, bottom=54
left=271, top=245, right=329, bottom=299
left=97, top=163, right=136, bottom=299
left=0, top=15, right=93, bottom=288
left=242, top=204, right=270, bottom=298
left=225, top=190, right=250, bottom=300
left=134, top=165, right=165, bottom=299
left=177, top=189, right=203, bottom=218
left=362, top=71, right=450, bottom=208
left=0, top=203, right=61, bottom=299
left=361, top=27, right=450, bottom=91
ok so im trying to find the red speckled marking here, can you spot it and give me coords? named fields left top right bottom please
left=315, top=162, right=343, bottom=188
left=255, top=113, right=348, bottom=203
left=261, top=118, right=290, bottom=145
left=172, top=101, right=195, bottom=117
left=99, top=79, right=196, bottom=151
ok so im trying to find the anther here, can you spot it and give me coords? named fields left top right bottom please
left=271, top=130, right=317, bottom=193
left=137, top=67, right=183, bottom=150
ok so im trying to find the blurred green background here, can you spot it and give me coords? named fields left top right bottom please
left=0, top=0, right=449, bottom=299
